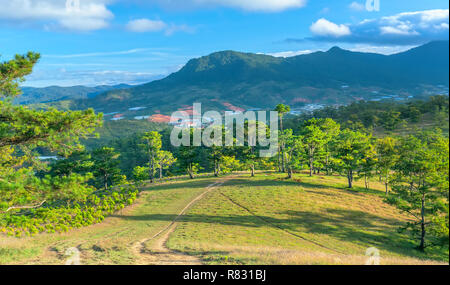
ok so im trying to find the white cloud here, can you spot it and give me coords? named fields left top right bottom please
left=45, top=48, right=152, bottom=58
left=126, top=19, right=167, bottom=32
left=349, top=44, right=418, bottom=55
left=310, top=18, right=351, bottom=38
left=25, top=68, right=163, bottom=87
left=0, top=0, right=113, bottom=31
left=164, top=24, right=195, bottom=35
left=304, top=9, right=449, bottom=45
left=126, top=18, right=194, bottom=35
left=349, top=2, right=365, bottom=11
left=148, top=0, right=306, bottom=12
left=265, top=50, right=314, bottom=57
left=214, top=0, right=306, bottom=12
left=380, top=26, right=418, bottom=36
left=436, top=23, right=449, bottom=30
left=380, top=9, right=449, bottom=32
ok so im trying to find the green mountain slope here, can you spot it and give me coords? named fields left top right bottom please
left=18, top=84, right=132, bottom=104
left=71, top=41, right=449, bottom=114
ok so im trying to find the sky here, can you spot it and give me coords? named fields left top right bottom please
left=0, top=0, right=448, bottom=87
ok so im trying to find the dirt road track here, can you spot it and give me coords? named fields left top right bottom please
left=131, top=176, right=234, bottom=265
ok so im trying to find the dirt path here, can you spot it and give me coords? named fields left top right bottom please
left=131, top=176, right=234, bottom=265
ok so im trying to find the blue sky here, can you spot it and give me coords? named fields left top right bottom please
left=0, top=0, right=448, bottom=87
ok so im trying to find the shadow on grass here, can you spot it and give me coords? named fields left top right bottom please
left=130, top=175, right=446, bottom=261
left=111, top=207, right=443, bottom=260
left=222, top=176, right=385, bottom=197
left=140, top=179, right=216, bottom=192
left=140, top=173, right=384, bottom=197
left=191, top=250, right=249, bottom=265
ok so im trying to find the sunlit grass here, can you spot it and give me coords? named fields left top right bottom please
left=168, top=173, right=448, bottom=264
left=1, top=173, right=447, bottom=265
left=0, top=178, right=216, bottom=264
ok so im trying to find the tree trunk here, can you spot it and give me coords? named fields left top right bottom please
left=325, top=147, right=330, bottom=175
left=104, top=173, right=108, bottom=190
left=151, top=155, right=155, bottom=183
left=309, top=156, right=313, bottom=177
left=347, top=170, right=353, bottom=188
left=419, top=194, right=426, bottom=251
left=385, top=173, right=389, bottom=195
left=280, top=116, right=283, bottom=133
left=277, top=145, right=282, bottom=172
left=280, top=115, right=286, bottom=173
left=251, top=164, right=255, bottom=177
left=214, top=159, right=219, bottom=177
left=188, top=163, right=194, bottom=179
left=149, top=152, right=154, bottom=183
left=288, top=168, right=293, bottom=179
left=160, top=167, right=163, bottom=180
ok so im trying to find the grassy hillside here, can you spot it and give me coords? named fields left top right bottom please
left=1, top=173, right=447, bottom=265
left=168, top=173, right=447, bottom=264
left=0, top=178, right=213, bottom=265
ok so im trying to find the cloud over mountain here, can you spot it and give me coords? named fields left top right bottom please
left=310, top=18, right=351, bottom=38
left=301, top=9, right=449, bottom=45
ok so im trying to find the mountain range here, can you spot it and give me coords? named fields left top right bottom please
left=18, top=84, right=132, bottom=105
left=24, top=41, right=450, bottom=116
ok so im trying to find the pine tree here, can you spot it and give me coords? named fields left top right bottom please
left=0, top=52, right=101, bottom=211
left=387, top=130, right=449, bottom=251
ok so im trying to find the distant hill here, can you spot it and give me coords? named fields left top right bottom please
left=50, top=41, right=450, bottom=115
left=18, top=84, right=133, bottom=105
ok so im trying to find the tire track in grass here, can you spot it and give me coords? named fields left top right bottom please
left=131, top=176, right=236, bottom=265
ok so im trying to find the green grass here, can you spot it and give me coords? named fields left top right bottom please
left=167, top=173, right=448, bottom=264
left=0, top=177, right=216, bottom=264
left=1, top=173, right=447, bottom=265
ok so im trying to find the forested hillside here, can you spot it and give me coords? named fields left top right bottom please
left=70, top=41, right=449, bottom=115
left=18, top=84, right=132, bottom=105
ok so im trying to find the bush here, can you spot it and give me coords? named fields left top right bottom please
left=0, top=186, right=138, bottom=237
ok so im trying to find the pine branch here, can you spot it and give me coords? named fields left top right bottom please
left=1, top=200, right=47, bottom=214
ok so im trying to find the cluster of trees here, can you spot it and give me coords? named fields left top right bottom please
left=90, top=102, right=448, bottom=252
left=276, top=104, right=449, bottom=251
left=286, top=96, right=449, bottom=132
left=0, top=53, right=138, bottom=237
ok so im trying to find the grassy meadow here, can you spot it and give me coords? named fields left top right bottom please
left=1, top=173, right=448, bottom=265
